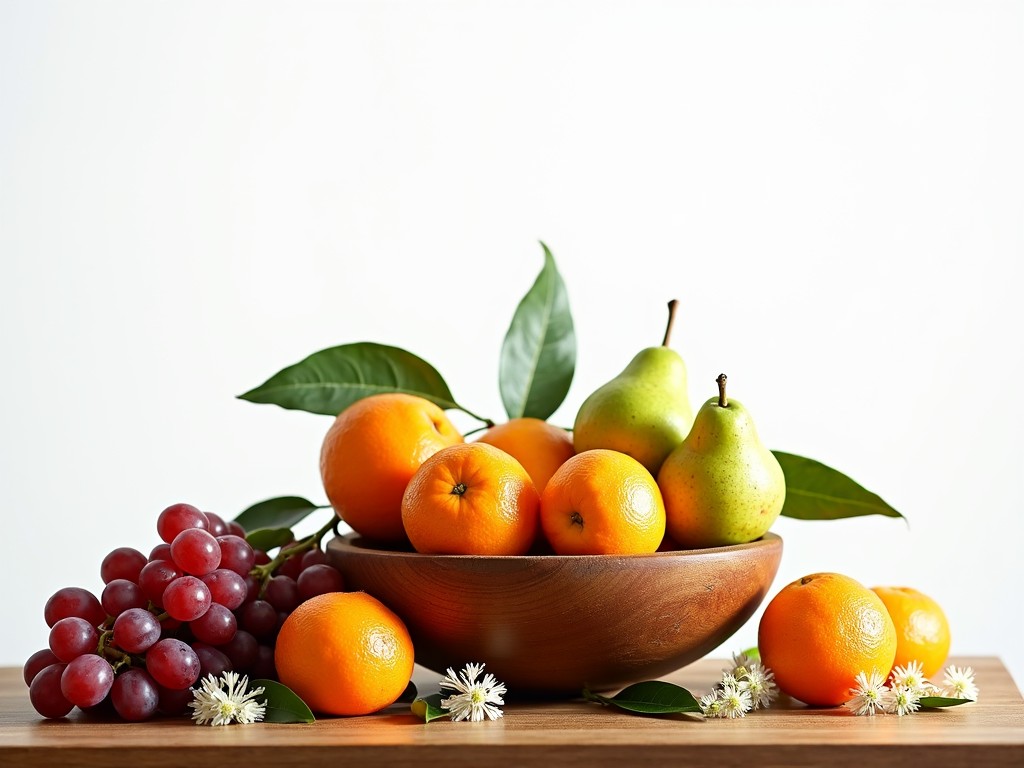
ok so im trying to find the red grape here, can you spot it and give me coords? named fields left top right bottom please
left=61, top=654, right=114, bottom=708
left=297, top=564, right=344, bottom=600
left=253, top=549, right=271, bottom=566
left=218, top=630, right=258, bottom=671
left=156, top=503, right=208, bottom=544
left=44, top=587, right=105, bottom=628
left=226, top=520, right=246, bottom=538
left=300, top=548, right=327, bottom=569
left=192, top=643, right=232, bottom=679
left=29, top=663, right=73, bottom=719
left=149, top=543, right=172, bottom=561
left=170, top=528, right=221, bottom=576
left=112, top=608, right=161, bottom=654
left=100, top=547, right=148, bottom=584
left=23, top=649, right=60, bottom=686
left=101, top=579, right=147, bottom=617
left=110, top=668, right=159, bottom=721
left=201, top=569, right=247, bottom=610
left=264, top=575, right=299, bottom=613
left=146, top=638, right=200, bottom=690
left=277, top=551, right=303, bottom=580
left=48, top=617, right=99, bottom=662
left=240, top=600, right=277, bottom=639
left=162, top=576, right=212, bottom=622
left=251, top=645, right=277, bottom=680
left=216, top=535, right=255, bottom=576
left=156, top=683, right=194, bottom=715
left=189, top=603, right=236, bottom=645
left=138, top=560, right=182, bottom=605
left=204, top=511, right=228, bottom=536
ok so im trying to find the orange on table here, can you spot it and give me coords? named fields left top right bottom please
left=320, top=393, right=463, bottom=544
left=871, top=585, right=951, bottom=678
left=475, top=417, right=575, bottom=492
left=539, top=449, right=666, bottom=555
left=758, top=572, right=897, bottom=706
left=401, top=442, right=540, bottom=555
left=274, top=591, right=414, bottom=716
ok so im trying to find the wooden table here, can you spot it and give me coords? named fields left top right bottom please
left=2, top=657, right=1022, bottom=767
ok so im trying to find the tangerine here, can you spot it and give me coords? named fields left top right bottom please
left=475, top=417, right=575, bottom=491
left=871, top=585, right=951, bottom=678
left=274, top=591, right=414, bottom=716
left=401, top=442, right=540, bottom=555
left=320, top=393, right=463, bottom=544
left=758, top=572, right=897, bottom=706
left=539, top=449, right=666, bottom=555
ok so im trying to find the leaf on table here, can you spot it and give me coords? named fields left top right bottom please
left=411, top=693, right=450, bottom=722
left=583, top=680, right=702, bottom=715
left=234, top=496, right=322, bottom=532
left=773, top=451, right=905, bottom=521
left=498, top=242, right=576, bottom=421
left=237, top=342, right=461, bottom=417
left=919, top=696, right=974, bottom=708
left=253, top=679, right=315, bottom=723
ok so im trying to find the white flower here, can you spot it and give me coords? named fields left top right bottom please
left=741, top=662, right=778, bottom=710
left=941, top=665, right=979, bottom=701
left=724, top=651, right=755, bottom=680
left=716, top=683, right=753, bottom=719
left=847, top=669, right=890, bottom=716
left=699, top=691, right=723, bottom=717
left=189, top=671, right=266, bottom=726
left=886, top=684, right=922, bottom=717
left=439, top=662, right=506, bottom=722
left=890, top=660, right=931, bottom=696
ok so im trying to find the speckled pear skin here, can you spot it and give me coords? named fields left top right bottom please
left=572, top=346, right=694, bottom=476
left=657, top=392, right=786, bottom=548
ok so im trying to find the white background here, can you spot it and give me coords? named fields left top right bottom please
left=2, top=1, right=1022, bottom=692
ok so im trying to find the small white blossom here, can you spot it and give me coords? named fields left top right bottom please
left=847, top=669, right=890, bottom=716
left=886, top=684, right=922, bottom=717
left=890, top=661, right=931, bottom=696
left=741, top=662, right=778, bottom=710
left=189, top=671, right=266, bottom=726
left=716, top=683, right=753, bottom=719
left=724, top=651, right=755, bottom=680
left=699, top=691, right=723, bottom=717
left=941, top=665, right=979, bottom=701
left=439, top=662, right=506, bottom=722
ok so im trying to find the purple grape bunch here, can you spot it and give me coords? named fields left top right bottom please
left=25, top=502, right=346, bottom=720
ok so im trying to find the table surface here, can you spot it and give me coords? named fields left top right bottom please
left=2, top=656, right=1022, bottom=768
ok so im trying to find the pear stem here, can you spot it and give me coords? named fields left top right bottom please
left=662, top=300, right=679, bottom=347
left=717, top=373, right=728, bottom=408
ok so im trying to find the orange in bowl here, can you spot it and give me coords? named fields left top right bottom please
left=475, top=417, right=575, bottom=492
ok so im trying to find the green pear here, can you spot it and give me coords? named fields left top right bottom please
left=573, top=301, right=693, bottom=475
left=657, top=374, right=785, bottom=548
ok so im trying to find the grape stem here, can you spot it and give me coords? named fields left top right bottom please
left=251, top=513, right=340, bottom=597
left=97, top=630, right=135, bottom=672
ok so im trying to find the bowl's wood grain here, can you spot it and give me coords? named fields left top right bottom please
left=327, top=533, right=782, bottom=694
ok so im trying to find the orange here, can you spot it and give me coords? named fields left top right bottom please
left=539, top=449, right=666, bottom=555
left=320, top=393, right=463, bottom=543
left=475, top=417, right=575, bottom=492
left=274, top=591, right=414, bottom=716
left=401, top=442, right=540, bottom=555
left=871, top=585, right=951, bottom=678
left=758, top=572, right=897, bottom=706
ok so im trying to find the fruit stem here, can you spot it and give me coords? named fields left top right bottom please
left=717, top=373, right=728, bottom=408
left=252, top=513, right=339, bottom=594
left=662, top=300, right=679, bottom=347
left=456, top=403, right=495, bottom=429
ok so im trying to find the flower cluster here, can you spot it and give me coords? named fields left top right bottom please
left=439, top=662, right=507, bottom=722
left=847, top=661, right=979, bottom=717
left=189, top=671, right=267, bottom=726
left=699, top=651, right=779, bottom=718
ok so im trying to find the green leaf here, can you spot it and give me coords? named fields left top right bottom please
left=411, top=693, right=450, bottom=722
left=245, top=527, right=295, bottom=552
left=773, top=451, right=905, bottom=521
left=499, top=242, right=576, bottom=421
left=583, top=681, right=702, bottom=715
left=253, top=679, right=315, bottom=723
left=919, top=696, right=974, bottom=708
left=234, top=496, right=322, bottom=532
left=740, top=646, right=760, bottom=661
left=238, top=341, right=467, bottom=418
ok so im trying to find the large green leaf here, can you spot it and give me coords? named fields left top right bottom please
left=773, top=451, right=904, bottom=521
left=238, top=342, right=467, bottom=418
left=234, top=496, right=322, bottom=532
left=499, top=242, right=576, bottom=421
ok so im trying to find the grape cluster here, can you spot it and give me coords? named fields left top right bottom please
left=24, top=502, right=345, bottom=721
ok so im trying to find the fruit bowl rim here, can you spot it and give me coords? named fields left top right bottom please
left=330, top=530, right=782, bottom=562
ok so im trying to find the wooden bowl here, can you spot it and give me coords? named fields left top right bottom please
left=327, top=533, right=782, bottom=695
